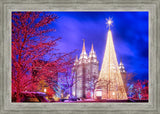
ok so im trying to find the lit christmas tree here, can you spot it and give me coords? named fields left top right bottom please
left=95, top=18, right=128, bottom=100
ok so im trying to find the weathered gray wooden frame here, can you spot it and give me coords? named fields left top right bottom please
left=0, top=0, right=160, bottom=114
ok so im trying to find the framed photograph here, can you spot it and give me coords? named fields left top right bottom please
left=0, top=0, right=160, bottom=114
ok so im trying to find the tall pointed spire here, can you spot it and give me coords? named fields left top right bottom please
left=79, top=39, right=88, bottom=63
left=74, top=55, right=79, bottom=66
left=91, top=43, right=94, bottom=51
left=119, top=59, right=126, bottom=73
left=82, top=39, right=86, bottom=52
left=89, top=43, right=97, bottom=58
left=89, top=43, right=98, bottom=63
left=96, top=19, right=127, bottom=100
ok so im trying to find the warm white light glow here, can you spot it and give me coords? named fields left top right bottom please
left=108, top=20, right=112, bottom=25
left=112, top=92, right=115, bottom=95
left=96, top=90, right=102, bottom=97
left=44, top=88, right=47, bottom=92
left=96, top=23, right=128, bottom=100
left=106, top=17, right=113, bottom=29
left=72, top=92, right=75, bottom=96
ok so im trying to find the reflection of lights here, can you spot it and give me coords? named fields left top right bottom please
left=44, top=88, right=47, bottom=92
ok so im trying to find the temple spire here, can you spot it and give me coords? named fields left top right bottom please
left=74, top=55, right=79, bottom=66
left=79, top=39, right=88, bottom=61
left=89, top=43, right=98, bottom=63
left=119, top=59, right=126, bottom=73
left=89, top=43, right=97, bottom=58
left=75, top=55, right=79, bottom=63
left=91, top=43, right=94, bottom=51
left=82, top=39, right=86, bottom=53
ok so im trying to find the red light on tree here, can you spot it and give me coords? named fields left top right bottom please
left=12, top=12, right=76, bottom=102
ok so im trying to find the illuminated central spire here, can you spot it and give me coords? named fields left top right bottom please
left=82, top=39, right=86, bottom=52
left=96, top=19, right=127, bottom=100
left=79, top=39, right=88, bottom=63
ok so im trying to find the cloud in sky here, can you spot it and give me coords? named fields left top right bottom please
left=50, top=11, right=148, bottom=81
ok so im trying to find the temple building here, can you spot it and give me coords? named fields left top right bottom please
left=72, top=40, right=99, bottom=99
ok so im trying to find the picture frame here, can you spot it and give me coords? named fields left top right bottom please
left=0, top=0, right=160, bottom=114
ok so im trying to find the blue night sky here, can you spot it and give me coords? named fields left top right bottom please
left=50, top=11, right=148, bottom=81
